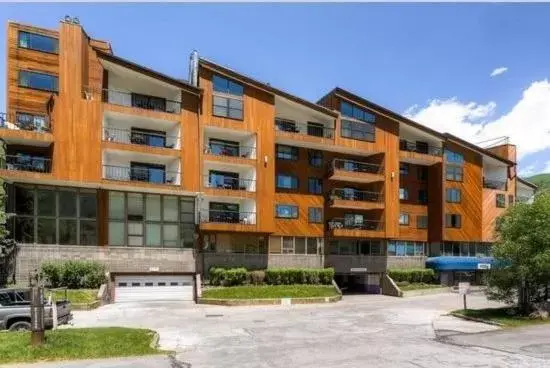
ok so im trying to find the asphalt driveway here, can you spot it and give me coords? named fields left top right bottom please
left=65, top=293, right=550, bottom=368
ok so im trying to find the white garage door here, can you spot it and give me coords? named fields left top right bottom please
left=115, top=275, right=194, bottom=303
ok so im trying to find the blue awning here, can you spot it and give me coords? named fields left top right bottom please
left=426, top=256, right=494, bottom=271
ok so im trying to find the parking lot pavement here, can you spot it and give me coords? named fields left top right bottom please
left=69, top=293, right=549, bottom=368
left=1, top=356, right=176, bottom=368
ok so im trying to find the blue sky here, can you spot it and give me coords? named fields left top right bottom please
left=1, top=3, right=549, bottom=176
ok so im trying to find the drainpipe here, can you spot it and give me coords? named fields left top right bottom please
left=188, top=50, right=199, bottom=87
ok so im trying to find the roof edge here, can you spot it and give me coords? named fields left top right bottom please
left=517, top=177, right=538, bottom=189
left=444, top=133, right=515, bottom=166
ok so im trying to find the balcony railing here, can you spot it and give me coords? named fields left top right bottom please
left=1, top=155, right=52, bottom=173
left=199, top=210, right=256, bottom=225
left=331, top=158, right=383, bottom=175
left=327, top=218, right=384, bottom=231
left=275, top=118, right=335, bottom=139
left=329, top=188, right=383, bottom=202
left=0, top=112, right=51, bottom=133
left=204, top=142, right=256, bottom=159
left=103, top=165, right=179, bottom=185
left=103, top=127, right=179, bottom=149
left=84, top=87, right=181, bottom=114
left=203, top=175, right=256, bottom=192
left=399, top=139, right=442, bottom=156
left=483, top=178, right=507, bottom=190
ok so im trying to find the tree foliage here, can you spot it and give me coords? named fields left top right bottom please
left=487, top=191, right=550, bottom=314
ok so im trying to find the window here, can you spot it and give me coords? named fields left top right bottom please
left=282, top=237, right=294, bottom=254
left=418, top=189, right=428, bottom=204
left=496, top=194, right=506, bottom=208
left=18, top=31, right=58, bottom=53
left=341, top=120, right=375, bottom=142
left=276, top=204, right=298, bottom=219
left=340, top=101, right=376, bottom=123
left=15, top=112, right=48, bottom=131
left=445, top=150, right=464, bottom=164
left=387, top=241, right=427, bottom=257
left=399, top=163, right=409, bottom=176
left=508, top=195, right=514, bottom=205
left=399, top=213, right=409, bottom=225
left=19, top=71, right=58, bottom=92
left=446, top=188, right=461, bottom=203
left=446, top=166, right=463, bottom=181
left=308, top=207, right=323, bottom=223
left=308, top=178, right=323, bottom=194
left=212, top=75, right=243, bottom=119
left=440, top=242, right=492, bottom=257
left=417, top=167, right=428, bottom=181
left=208, top=139, right=240, bottom=157
left=276, top=145, right=298, bottom=160
left=270, top=236, right=322, bottom=255
left=276, top=174, right=298, bottom=190
left=417, top=215, right=428, bottom=229
left=399, top=188, right=408, bottom=201
left=445, top=214, right=462, bottom=228
left=308, top=150, right=323, bottom=167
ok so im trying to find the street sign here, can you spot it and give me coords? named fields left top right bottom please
left=477, top=263, right=491, bottom=270
left=458, top=282, right=471, bottom=295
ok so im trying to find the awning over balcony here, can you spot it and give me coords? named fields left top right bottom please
left=425, top=256, right=494, bottom=271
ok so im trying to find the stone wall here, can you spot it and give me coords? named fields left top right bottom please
left=15, top=244, right=196, bottom=284
left=386, top=256, right=427, bottom=270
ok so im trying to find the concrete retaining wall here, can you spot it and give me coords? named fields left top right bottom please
left=386, top=256, right=427, bottom=269
left=268, top=255, right=324, bottom=269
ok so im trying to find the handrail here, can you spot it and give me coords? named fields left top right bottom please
left=204, top=142, right=256, bottom=159
left=330, top=188, right=383, bottom=202
left=327, top=218, right=384, bottom=231
left=275, top=118, right=335, bottom=139
left=83, top=87, right=181, bottom=114
left=0, top=112, right=51, bottom=133
left=1, top=155, right=52, bottom=173
left=399, top=139, right=442, bottom=156
left=103, top=165, right=179, bottom=185
left=199, top=210, right=256, bottom=225
left=103, top=127, right=179, bottom=149
left=203, top=174, right=256, bottom=191
left=483, top=177, right=507, bottom=190
left=332, top=158, right=383, bottom=175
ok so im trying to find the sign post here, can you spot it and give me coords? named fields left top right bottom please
left=458, top=282, right=470, bottom=310
left=29, top=270, right=45, bottom=346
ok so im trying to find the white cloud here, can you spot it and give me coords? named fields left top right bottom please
left=518, top=164, right=537, bottom=177
left=490, top=67, right=508, bottom=77
left=404, top=80, right=550, bottom=163
left=544, top=161, right=550, bottom=174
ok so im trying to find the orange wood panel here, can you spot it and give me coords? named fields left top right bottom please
left=102, top=102, right=181, bottom=122
left=273, top=193, right=324, bottom=237
left=398, top=203, right=428, bottom=241
left=202, top=187, right=256, bottom=200
left=486, top=144, right=517, bottom=163
left=329, top=228, right=385, bottom=238
left=0, top=129, right=54, bottom=144
left=481, top=168, right=516, bottom=242
left=180, top=93, right=200, bottom=192
left=102, top=141, right=180, bottom=158
left=398, top=150, right=443, bottom=165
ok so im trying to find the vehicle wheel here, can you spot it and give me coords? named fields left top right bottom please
left=8, top=320, right=32, bottom=331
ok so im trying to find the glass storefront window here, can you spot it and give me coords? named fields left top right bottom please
left=79, top=191, right=97, bottom=218
left=59, top=219, right=77, bottom=245
left=163, top=196, right=178, bottom=221
left=295, top=237, right=306, bottom=254
left=37, top=218, right=56, bottom=244
left=80, top=220, right=97, bottom=246
left=15, top=217, right=34, bottom=243
left=37, top=189, right=56, bottom=216
left=146, top=223, right=161, bottom=247
left=59, top=190, right=77, bottom=217
left=108, top=192, right=125, bottom=219
left=163, top=224, right=178, bottom=247
left=109, top=221, right=124, bottom=246
left=146, top=195, right=161, bottom=221
left=15, top=185, right=34, bottom=215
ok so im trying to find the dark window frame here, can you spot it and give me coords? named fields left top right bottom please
left=445, top=213, right=462, bottom=228
left=276, top=144, right=299, bottom=161
left=276, top=204, right=299, bottom=219
left=18, top=31, right=59, bottom=54
left=446, top=165, right=464, bottom=182
left=212, top=74, right=244, bottom=120
left=417, top=215, right=428, bottom=229
left=446, top=188, right=462, bottom=203
left=308, top=177, right=323, bottom=195
left=496, top=194, right=506, bottom=208
left=276, top=173, right=299, bottom=191
left=308, top=149, right=323, bottom=167
left=18, top=70, right=58, bottom=92
left=308, top=207, right=323, bottom=223
left=399, top=213, right=410, bottom=226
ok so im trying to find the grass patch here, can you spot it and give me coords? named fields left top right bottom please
left=398, top=283, right=446, bottom=291
left=48, top=289, right=98, bottom=305
left=452, top=307, right=550, bottom=328
left=202, top=285, right=339, bottom=299
left=0, top=327, right=163, bottom=364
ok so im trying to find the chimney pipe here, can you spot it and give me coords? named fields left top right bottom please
left=188, top=50, right=199, bottom=87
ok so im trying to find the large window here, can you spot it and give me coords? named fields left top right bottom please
left=387, top=241, right=426, bottom=256
left=108, top=191, right=195, bottom=248
left=445, top=150, right=464, bottom=164
left=276, top=145, right=298, bottom=160
left=340, top=101, right=375, bottom=123
left=445, top=213, right=462, bottom=228
left=308, top=150, right=323, bottom=167
left=212, top=74, right=243, bottom=119
left=269, top=236, right=323, bottom=255
left=440, top=242, right=492, bottom=257
left=308, top=177, right=323, bottom=194
left=19, top=70, right=58, bottom=92
left=275, top=204, right=298, bottom=219
left=10, top=185, right=97, bottom=245
left=496, top=194, right=506, bottom=208
left=18, top=31, right=58, bottom=53
left=446, top=166, right=463, bottom=182
left=329, top=239, right=383, bottom=256
left=446, top=188, right=461, bottom=203
left=308, top=207, right=323, bottom=223
left=445, top=149, right=464, bottom=182
left=341, top=120, right=375, bottom=142
left=276, top=173, right=298, bottom=190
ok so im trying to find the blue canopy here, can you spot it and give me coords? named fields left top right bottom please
left=425, top=256, right=494, bottom=271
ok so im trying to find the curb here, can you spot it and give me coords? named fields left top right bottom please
left=71, top=300, right=101, bottom=310
left=401, top=287, right=450, bottom=298
left=197, top=294, right=342, bottom=306
left=448, top=312, right=505, bottom=327
left=149, top=331, right=160, bottom=349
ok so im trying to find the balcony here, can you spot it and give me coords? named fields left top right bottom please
left=275, top=118, right=335, bottom=147
left=1, top=154, right=51, bottom=173
left=203, top=174, right=256, bottom=198
left=328, top=188, right=384, bottom=210
left=0, top=113, right=53, bottom=146
left=101, top=89, right=181, bottom=114
left=203, top=140, right=256, bottom=167
left=327, top=218, right=385, bottom=238
left=199, top=210, right=258, bottom=232
left=399, top=139, right=443, bottom=165
left=103, top=127, right=180, bottom=150
left=103, top=165, right=179, bottom=186
left=328, top=158, right=384, bottom=183
left=483, top=178, right=507, bottom=191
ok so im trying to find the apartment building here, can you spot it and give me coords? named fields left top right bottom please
left=0, top=19, right=536, bottom=300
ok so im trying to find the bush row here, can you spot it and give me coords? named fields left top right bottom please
left=41, top=260, right=106, bottom=289
left=388, top=268, right=435, bottom=284
left=209, top=267, right=334, bottom=287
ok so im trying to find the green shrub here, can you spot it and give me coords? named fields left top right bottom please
left=388, top=268, right=435, bottom=284
left=248, top=270, right=265, bottom=285
left=208, top=267, right=248, bottom=286
left=265, top=268, right=334, bottom=285
left=40, top=261, right=106, bottom=289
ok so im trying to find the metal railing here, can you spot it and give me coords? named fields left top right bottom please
left=83, top=87, right=181, bottom=114
left=103, top=127, right=179, bottom=149
left=0, top=112, right=51, bottom=133
left=204, top=142, right=256, bottom=159
left=483, top=178, right=507, bottom=190
left=1, top=155, right=52, bottom=173
left=399, top=139, right=442, bottom=156
left=203, top=175, right=255, bottom=192
left=199, top=210, right=256, bottom=225
left=327, top=218, right=384, bottom=231
left=103, top=165, right=179, bottom=185
left=329, top=188, right=383, bottom=202
left=275, top=118, right=335, bottom=139
left=331, top=158, right=383, bottom=175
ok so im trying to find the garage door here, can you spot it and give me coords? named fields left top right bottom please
left=114, top=275, right=194, bottom=303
